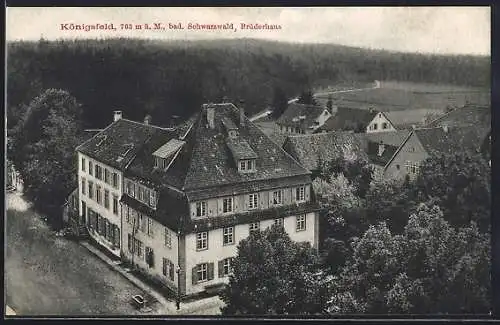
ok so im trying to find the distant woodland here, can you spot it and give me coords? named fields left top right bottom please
left=7, top=38, right=490, bottom=129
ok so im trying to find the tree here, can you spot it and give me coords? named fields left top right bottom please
left=297, top=89, right=317, bottom=106
left=364, top=178, right=414, bottom=234
left=327, top=203, right=491, bottom=314
left=271, top=86, right=288, bottom=119
left=220, top=225, right=327, bottom=315
left=411, top=152, right=490, bottom=232
left=11, top=89, right=85, bottom=226
left=319, top=156, right=373, bottom=199
left=326, top=94, right=333, bottom=111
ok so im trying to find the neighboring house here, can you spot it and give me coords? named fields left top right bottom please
left=282, top=132, right=368, bottom=178
left=75, top=103, right=320, bottom=297
left=358, top=130, right=412, bottom=180
left=315, top=107, right=378, bottom=133
left=276, top=103, right=332, bottom=134
left=366, top=109, right=443, bottom=133
left=76, top=111, right=177, bottom=257
left=427, top=104, right=491, bottom=128
left=384, top=125, right=490, bottom=180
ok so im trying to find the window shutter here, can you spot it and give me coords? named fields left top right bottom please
left=169, top=261, right=175, bottom=281
left=208, top=262, right=215, bottom=281
left=192, top=266, right=198, bottom=285
left=218, top=260, right=224, bottom=278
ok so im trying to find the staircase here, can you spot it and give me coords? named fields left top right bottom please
left=77, top=224, right=89, bottom=239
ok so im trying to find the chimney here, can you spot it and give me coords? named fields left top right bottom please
left=144, top=114, right=152, bottom=125
left=206, top=104, right=215, bottom=129
left=378, top=142, right=385, bottom=157
left=113, top=110, right=122, bottom=122
left=239, top=99, right=245, bottom=126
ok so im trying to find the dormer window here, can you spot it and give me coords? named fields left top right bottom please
left=153, top=139, right=185, bottom=170
left=239, top=159, right=255, bottom=172
left=226, top=138, right=258, bottom=174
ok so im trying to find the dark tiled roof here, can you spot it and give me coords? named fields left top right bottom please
left=283, top=132, right=369, bottom=171
left=76, top=119, right=175, bottom=170
left=366, top=142, right=399, bottom=167
left=127, top=103, right=310, bottom=192
left=362, top=130, right=411, bottom=147
left=226, top=138, right=258, bottom=160
left=383, top=109, right=444, bottom=129
left=182, top=104, right=310, bottom=190
left=414, top=126, right=489, bottom=156
left=276, top=103, right=328, bottom=129
left=316, top=107, right=377, bottom=132
left=427, top=105, right=491, bottom=128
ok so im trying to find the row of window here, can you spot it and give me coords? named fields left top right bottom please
left=124, top=206, right=173, bottom=249
left=81, top=157, right=119, bottom=189
left=279, top=125, right=305, bottom=134
left=405, top=161, right=420, bottom=175
left=126, top=234, right=176, bottom=282
left=125, top=179, right=157, bottom=209
left=195, top=215, right=306, bottom=251
left=87, top=208, right=120, bottom=248
left=368, top=122, right=389, bottom=131
left=81, top=178, right=119, bottom=215
left=194, top=186, right=306, bottom=217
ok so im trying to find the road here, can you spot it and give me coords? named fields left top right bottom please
left=5, top=191, right=159, bottom=316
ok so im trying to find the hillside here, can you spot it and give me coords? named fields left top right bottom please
left=7, top=38, right=490, bottom=129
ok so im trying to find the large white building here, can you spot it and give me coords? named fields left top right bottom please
left=74, top=103, right=320, bottom=297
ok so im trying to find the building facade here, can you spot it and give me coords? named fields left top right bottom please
left=69, top=103, right=322, bottom=297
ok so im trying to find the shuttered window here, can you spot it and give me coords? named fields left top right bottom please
left=192, top=262, right=214, bottom=284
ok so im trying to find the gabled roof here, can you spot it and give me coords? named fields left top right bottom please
left=382, top=109, right=444, bottom=130
left=427, top=104, right=491, bottom=128
left=283, top=132, right=369, bottom=171
left=76, top=119, right=175, bottom=170
left=276, top=103, right=328, bottom=128
left=316, top=107, right=377, bottom=133
left=384, top=125, right=490, bottom=170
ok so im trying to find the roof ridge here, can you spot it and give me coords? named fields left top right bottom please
left=383, top=129, right=415, bottom=171
left=121, top=118, right=176, bottom=131
left=75, top=118, right=119, bottom=152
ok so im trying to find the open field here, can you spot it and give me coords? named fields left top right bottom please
left=315, top=80, right=490, bottom=111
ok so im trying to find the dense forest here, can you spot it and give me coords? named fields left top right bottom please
left=7, top=38, right=490, bottom=129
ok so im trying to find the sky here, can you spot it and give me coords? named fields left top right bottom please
left=6, top=7, right=491, bottom=55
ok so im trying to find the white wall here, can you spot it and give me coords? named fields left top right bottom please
left=183, top=211, right=318, bottom=295
left=78, top=152, right=123, bottom=256
left=366, top=113, right=396, bottom=133
left=188, top=185, right=311, bottom=218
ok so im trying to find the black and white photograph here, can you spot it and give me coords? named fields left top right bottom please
left=5, top=6, right=492, bottom=317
